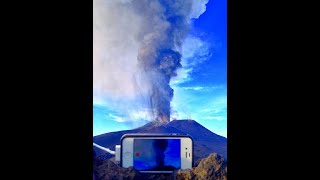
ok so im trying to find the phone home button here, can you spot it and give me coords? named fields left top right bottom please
left=124, top=152, right=132, bottom=159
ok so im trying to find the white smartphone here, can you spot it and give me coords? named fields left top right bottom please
left=120, top=134, right=193, bottom=173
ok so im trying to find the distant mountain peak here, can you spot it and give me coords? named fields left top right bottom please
left=93, top=119, right=227, bottom=161
left=134, top=119, right=197, bottom=130
left=133, top=120, right=168, bottom=131
left=170, top=119, right=199, bottom=123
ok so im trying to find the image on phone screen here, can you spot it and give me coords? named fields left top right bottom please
left=133, top=139, right=181, bottom=171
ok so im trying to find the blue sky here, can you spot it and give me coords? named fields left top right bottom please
left=93, top=0, right=227, bottom=137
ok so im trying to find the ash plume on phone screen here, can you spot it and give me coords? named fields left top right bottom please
left=93, top=0, right=209, bottom=124
left=133, top=139, right=180, bottom=171
left=153, top=139, right=168, bottom=168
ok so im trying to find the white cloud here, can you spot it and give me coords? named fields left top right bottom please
left=181, top=85, right=223, bottom=91
left=128, top=109, right=153, bottom=121
left=203, top=116, right=225, bottom=121
left=201, top=108, right=211, bottom=112
left=107, top=109, right=154, bottom=123
left=181, top=36, right=211, bottom=65
left=93, top=0, right=144, bottom=100
left=183, top=86, right=204, bottom=91
left=200, top=96, right=227, bottom=114
left=93, top=95, right=109, bottom=107
left=171, top=67, right=193, bottom=85
left=189, top=0, right=209, bottom=19
left=171, top=35, right=211, bottom=85
left=108, top=114, right=125, bottom=123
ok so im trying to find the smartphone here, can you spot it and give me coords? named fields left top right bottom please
left=120, top=133, right=193, bottom=173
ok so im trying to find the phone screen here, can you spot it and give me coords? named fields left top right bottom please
left=133, top=139, right=181, bottom=171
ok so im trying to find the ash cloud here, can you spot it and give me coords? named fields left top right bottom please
left=93, top=0, right=209, bottom=123
left=153, top=139, right=168, bottom=168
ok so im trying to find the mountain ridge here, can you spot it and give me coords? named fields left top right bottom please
left=93, top=120, right=227, bottom=163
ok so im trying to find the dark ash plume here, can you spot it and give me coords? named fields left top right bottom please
left=132, top=0, right=194, bottom=123
left=153, top=139, right=168, bottom=168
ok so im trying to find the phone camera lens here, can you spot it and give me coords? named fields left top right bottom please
left=185, top=148, right=187, bottom=150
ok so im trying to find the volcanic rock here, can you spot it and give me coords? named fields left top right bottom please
left=93, top=153, right=227, bottom=180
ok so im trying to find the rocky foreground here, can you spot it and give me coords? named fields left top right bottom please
left=93, top=153, right=227, bottom=180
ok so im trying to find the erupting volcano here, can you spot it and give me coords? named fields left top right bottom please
left=93, top=120, right=227, bottom=164
left=159, top=113, right=168, bottom=123
left=94, top=0, right=209, bottom=124
left=137, top=14, right=185, bottom=123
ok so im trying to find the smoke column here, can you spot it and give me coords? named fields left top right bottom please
left=153, top=139, right=168, bottom=168
left=93, top=0, right=209, bottom=124
left=133, top=0, right=193, bottom=123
